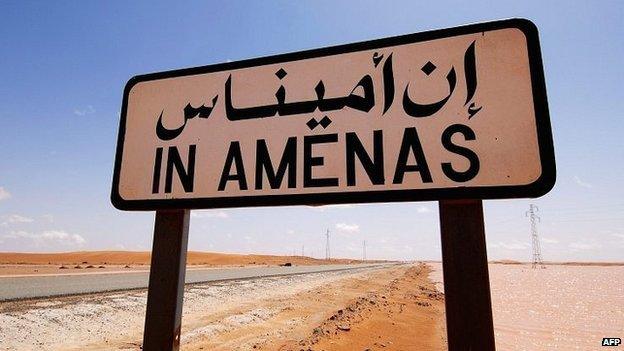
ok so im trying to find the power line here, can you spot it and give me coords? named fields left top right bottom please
left=325, top=229, right=330, bottom=260
left=526, top=204, right=545, bottom=269
left=362, top=240, right=367, bottom=261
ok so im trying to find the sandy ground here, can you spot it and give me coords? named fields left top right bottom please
left=0, top=251, right=374, bottom=276
left=2, top=261, right=622, bottom=350
left=0, top=263, right=444, bottom=351
left=272, top=264, right=446, bottom=351
left=429, top=263, right=624, bottom=350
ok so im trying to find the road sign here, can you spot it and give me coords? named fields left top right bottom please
left=111, top=18, right=554, bottom=211
left=113, top=18, right=556, bottom=351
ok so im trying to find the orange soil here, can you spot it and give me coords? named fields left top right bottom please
left=293, top=264, right=446, bottom=351
left=0, top=251, right=371, bottom=266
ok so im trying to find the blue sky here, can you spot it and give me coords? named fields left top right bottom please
left=1, top=1, right=623, bottom=261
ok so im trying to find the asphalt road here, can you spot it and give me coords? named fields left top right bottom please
left=0, top=263, right=390, bottom=301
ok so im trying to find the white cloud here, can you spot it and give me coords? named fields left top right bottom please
left=3, top=231, right=28, bottom=239
left=243, top=235, right=256, bottom=245
left=73, top=105, right=95, bottom=116
left=191, top=210, right=229, bottom=219
left=573, top=175, right=593, bottom=189
left=569, top=241, right=601, bottom=251
left=41, top=230, right=86, bottom=245
left=0, top=187, right=11, bottom=201
left=489, top=240, right=530, bottom=250
left=2, top=230, right=86, bottom=247
left=3, top=214, right=34, bottom=225
left=541, top=237, right=559, bottom=244
left=416, top=205, right=432, bottom=214
left=335, top=223, right=360, bottom=233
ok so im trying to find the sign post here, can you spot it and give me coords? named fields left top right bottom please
left=111, top=18, right=555, bottom=350
left=439, top=200, right=495, bottom=350
left=142, top=210, right=190, bottom=351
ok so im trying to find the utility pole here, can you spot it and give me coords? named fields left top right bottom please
left=526, top=204, right=545, bottom=269
left=325, top=229, right=330, bottom=260
left=362, top=240, right=367, bottom=261
left=301, top=245, right=304, bottom=257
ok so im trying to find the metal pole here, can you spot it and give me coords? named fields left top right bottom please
left=439, top=200, right=495, bottom=351
left=143, top=210, right=190, bottom=351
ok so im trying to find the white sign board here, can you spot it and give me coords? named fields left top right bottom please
left=112, top=19, right=555, bottom=210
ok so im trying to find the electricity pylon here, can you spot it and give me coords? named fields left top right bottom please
left=526, top=204, right=545, bottom=269
left=325, top=229, right=330, bottom=260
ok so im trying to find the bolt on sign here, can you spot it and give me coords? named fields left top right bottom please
left=111, top=19, right=555, bottom=210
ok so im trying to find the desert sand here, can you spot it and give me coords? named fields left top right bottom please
left=0, top=264, right=442, bottom=351
left=429, top=262, right=624, bottom=350
left=272, top=264, right=446, bottom=351
left=0, top=251, right=370, bottom=276
left=1, top=259, right=622, bottom=350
